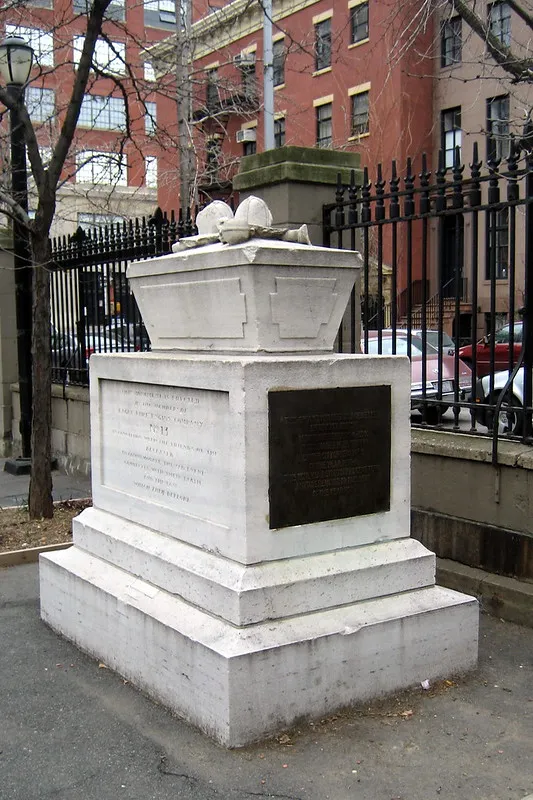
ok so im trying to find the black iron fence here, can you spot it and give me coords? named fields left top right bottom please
left=323, top=143, right=533, bottom=451
left=50, top=208, right=197, bottom=386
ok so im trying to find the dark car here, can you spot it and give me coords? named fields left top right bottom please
left=458, top=321, right=522, bottom=377
left=51, top=326, right=82, bottom=382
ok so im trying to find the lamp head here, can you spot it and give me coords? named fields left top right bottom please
left=0, top=35, right=34, bottom=88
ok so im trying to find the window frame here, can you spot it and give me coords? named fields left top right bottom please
left=73, top=0, right=125, bottom=21
left=78, top=212, right=124, bottom=230
left=487, top=94, right=510, bottom=162
left=273, top=39, right=285, bottom=86
left=75, top=150, right=128, bottom=186
left=441, top=106, right=462, bottom=168
left=73, top=35, right=126, bottom=75
left=145, top=156, right=158, bottom=188
left=6, top=24, right=54, bottom=67
left=274, top=116, right=286, bottom=148
left=206, top=68, right=219, bottom=109
left=350, top=2, right=368, bottom=45
left=440, top=16, right=462, bottom=67
left=351, top=90, right=369, bottom=136
left=78, top=94, right=127, bottom=131
left=316, top=101, right=333, bottom=148
left=488, top=1, right=511, bottom=46
left=145, top=101, right=157, bottom=135
left=315, top=18, right=332, bottom=71
left=26, top=86, right=55, bottom=123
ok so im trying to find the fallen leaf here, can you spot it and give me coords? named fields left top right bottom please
left=399, top=710, right=414, bottom=718
left=98, top=662, right=108, bottom=669
left=277, top=734, right=292, bottom=745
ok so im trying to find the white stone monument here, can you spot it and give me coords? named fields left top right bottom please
left=40, top=199, right=478, bottom=747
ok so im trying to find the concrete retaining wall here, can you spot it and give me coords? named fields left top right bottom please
left=11, top=383, right=90, bottom=477
left=411, top=429, right=533, bottom=581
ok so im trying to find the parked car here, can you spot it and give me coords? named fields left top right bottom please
left=51, top=326, right=82, bottom=381
left=105, top=317, right=150, bottom=351
left=362, top=332, right=472, bottom=423
left=84, top=330, right=128, bottom=359
left=472, top=367, right=526, bottom=434
left=412, top=329, right=456, bottom=356
left=458, top=321, right=522, bottom=377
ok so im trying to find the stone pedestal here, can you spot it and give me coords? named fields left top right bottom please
left=40, top=234, right=478, bottom=747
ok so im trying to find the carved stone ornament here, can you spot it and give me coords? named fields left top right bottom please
left=172, top=196, right=311, bottom=252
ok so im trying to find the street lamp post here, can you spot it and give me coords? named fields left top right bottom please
left=0, top=35, right=35, bottom=474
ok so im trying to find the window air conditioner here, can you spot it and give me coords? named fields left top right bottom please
left=236, top=129, right=257, bottom=144
left=233, top=51, right=256, bottom=66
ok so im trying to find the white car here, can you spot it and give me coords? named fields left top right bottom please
left=473, top=368, right=526, bottom=434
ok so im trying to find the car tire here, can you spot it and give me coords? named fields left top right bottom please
left=486, top=392, right=523, bottom=435
left=423, top=405, right=448, bottom=424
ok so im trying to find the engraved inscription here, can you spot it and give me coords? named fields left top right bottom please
left=100, top=381, right=230, bottom=524
left=269, top=387, right=391, bottom=529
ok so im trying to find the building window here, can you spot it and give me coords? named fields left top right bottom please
left=316, top=102, right=332, bottom=147
left=441, top=16, right=461, bottom=66
left=73, top=0, right=125, bottom=21
left=487, top=208, right=509, bottom=279
left=315, top=18, right=332, bottom=71
left=78, top=212, right=124, bottom=230
left=351, top=91, right=369, bottom=136
left=350, top=2, right=368, bottom=44
left=144, top=0, right=176, bottom=27
left=144, top=60, right=156, bottom=81
left=26, top=87, right=55, bottom=123
left=78, top=94, right=127, bottom=131
left=73, top=36, right=126, bottom=75
left=6, top=25, right=53, bottom=67
left=205, top=139, right=221, bottom=181
left=206, top=68, right=218, bottom=109
left=39, top=146, right=53, bottom=167
left=145, top=101, right=157, bottom=135
left=76, top=151, right=128, bottom=186
left=487, top=94, right=510, bottom=161
left=488, top=1, right=511, bottom=46
left=274, top=117, right=286, bottom=148
left=273, top=40, right=285, bottom=86
left=145, top=156, right=158, bottom=188
left=441, top=107, right=461, bottom=168
left=243, top=139, right=256, bottom=156
left=240, top=62, right=256, bottom=101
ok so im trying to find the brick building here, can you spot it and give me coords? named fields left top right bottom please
left=0, top=0, right=180, bottom=237
left=153, top=0, right=532, bottom=337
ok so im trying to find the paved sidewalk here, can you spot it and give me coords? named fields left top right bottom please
left=0, top=459, right=91, bottom=508
left=1, top=563, right=533, bottom=800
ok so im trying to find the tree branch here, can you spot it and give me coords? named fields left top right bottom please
left=47, top=0, right=113, bottom=191
left=452, top=0, right=533, bottom=82
left=507, top=0, right=533, bottom=31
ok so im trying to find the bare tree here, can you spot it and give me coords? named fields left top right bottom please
left=0, top=0, right=177, bottom=517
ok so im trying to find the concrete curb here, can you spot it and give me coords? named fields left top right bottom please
left=0, top=542, right=72, bottom=568
left=437, top=557, right=533, bottom=628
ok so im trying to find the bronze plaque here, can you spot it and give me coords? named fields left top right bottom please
left=268, top=386, right=391, bottom=529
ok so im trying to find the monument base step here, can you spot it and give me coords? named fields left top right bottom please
left=72, top=507, right=437, bottom=626
left=40, top=547, right=479, bottom=747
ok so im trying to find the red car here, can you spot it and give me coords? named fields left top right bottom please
left=458, top=322, right=522, bottom=377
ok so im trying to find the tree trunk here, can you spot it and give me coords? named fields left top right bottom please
left=28, top=233, right=53, bottom=519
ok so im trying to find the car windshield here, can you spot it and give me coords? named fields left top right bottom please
left=425, top=331, right=454, bottom=350
left=494, top=323, right=522, bottom=343
left=364, top=337, right=424, bottom=356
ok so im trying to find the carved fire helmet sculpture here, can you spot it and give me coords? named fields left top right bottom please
left=172, top=196, right=311, bottom=252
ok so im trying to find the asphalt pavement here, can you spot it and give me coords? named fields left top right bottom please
left=0, top=459, right=91, bottom=508
left=1, top=563, right=533, bottom=800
